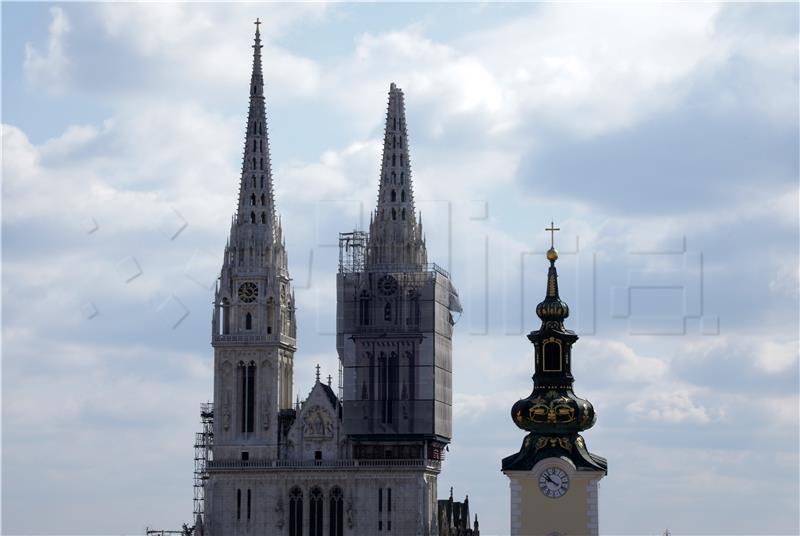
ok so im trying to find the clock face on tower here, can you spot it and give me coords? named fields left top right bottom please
left=238, top=282, right=259, bottom=303
left=377, top=275, right=398, bottom=296
left=538, top=466, right=570, bottom=498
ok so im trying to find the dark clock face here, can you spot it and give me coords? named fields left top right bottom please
left=238, top=282, right=258, bottom=303
left=377, top=275, right=398, bottom=296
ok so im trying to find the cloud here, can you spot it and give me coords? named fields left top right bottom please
left=24, top=7, right=71, bottom=93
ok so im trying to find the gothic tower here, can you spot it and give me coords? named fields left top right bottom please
left=336, top=83, right=461, bottom=534
left=502, top=226, right=607, bottom=536
left=209, top=18, right=297, bottom=474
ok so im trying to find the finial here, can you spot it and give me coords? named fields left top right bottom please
left=315, top=364, right=321, bottom=382
left=449, top=486, right=453, bottom=499
left=545, top=220, right=560, bottom=262
left=254, top=18, right=261, bottom=34
left=327, top=374, right=332, bottom=387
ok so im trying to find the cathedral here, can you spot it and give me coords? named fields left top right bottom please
left=192, top=22, right=475, bottom=536
left=188, top=21, right=606, bottom=536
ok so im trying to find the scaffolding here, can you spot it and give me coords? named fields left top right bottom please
left=339, top=231, right=368, bottom=273
left=193, top=403, right=214, bottom=521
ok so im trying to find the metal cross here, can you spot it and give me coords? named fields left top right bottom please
left=315, top=364, right=321, bottom=382
left=545, top=221, right=560, bottom=248
left=327, top=374, right=332, bottom=387
left=254, top=18, right=261, bottom=31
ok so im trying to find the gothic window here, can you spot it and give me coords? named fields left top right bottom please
left=237, top=488, right=242, bottom=520
left=222, top=298, right=230, bottom=334
left=260, top=175, right=265, bottom=188
left=259, top=140, right=263, bottom=153
left=359, top=291, right=370, bottom=326
left=261, top=212, right=267, bottom=224
left=392, top=208, right=396, bottom=220
left=309, top=487, right=323, bottom=536
left=400, top=154, right=404, bottom=166
left=247, top=489, right=252, bottom=520
left=401, top=190, right=405, bottom=202
left=289, top=488, right=303, bottom=536
left=245, top=313, right=252, bottom=330
left=384, top=302, right=392, bottom=321
left=401, top=208, right=406, bottom=221
left=393, top=118, right=396, bottom=129
left=392, top=154, right=396, bottom=166
left=252, top=175, right=257, bottom=188
left=329, top=487, right=343, bottom=536
left=392, top=135, right=396, bottom=148
left=387, top=487, right=392, bottom=531
left=261, top=193, right=266, bottom=206
left=239, top=361, right=256, bottom=433
left=378, top=488, right=383, bottom=531
left=399, top=136, right=403, bottom=147
left=250, top=194, right=256, bottom=206
left=250, top=212, right=256, bottom=223
left=252, top=157, right=257, bottom=170
left=267, top=298, right=275, bottom=334
left=391, top=190, right=396, bottom=202
left=400, top=172, right=404, bottom=184
left=258, top=122, right=262, bottom=135
left=260, top=157, right=264, bottom=170
left=543, top=339, right=563, bottom=372
left=253, top=139, right=257, bottom=151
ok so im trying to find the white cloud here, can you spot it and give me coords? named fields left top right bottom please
left=625, top=384, right=721, bottom=424
left=24, top=7, right=71, bottom=92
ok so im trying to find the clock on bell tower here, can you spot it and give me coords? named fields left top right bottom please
left=502, top=223, right=607, bottom=536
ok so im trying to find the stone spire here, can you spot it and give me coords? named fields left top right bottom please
left=366, top=83, right=427, bottom=268
left=235, top=18, right=276, bottom=237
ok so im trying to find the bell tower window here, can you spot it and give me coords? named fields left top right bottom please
left=542, top=338, right=563, bottom=372
left=239, top=361, right=256, bottom=433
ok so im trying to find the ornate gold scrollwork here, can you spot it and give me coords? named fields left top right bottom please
left=528, top=396, right=576, bottom=424
left=534, top=436, right=573, bottom=452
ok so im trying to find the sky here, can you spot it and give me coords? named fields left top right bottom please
left=1, top=2, right=798, bottom=535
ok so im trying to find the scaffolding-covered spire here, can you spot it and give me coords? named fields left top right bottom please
left=235, top=18, right=275, bottom=237
left=367, top=83, right=427, bottom=268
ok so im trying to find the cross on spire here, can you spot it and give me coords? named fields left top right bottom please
left=546, top=221, right=560, bottom=249
left=254, top=18, right=261, bottom=32
left=315, top=364, right=321, bottom=382
left=327, top=374, right=332, bottom=387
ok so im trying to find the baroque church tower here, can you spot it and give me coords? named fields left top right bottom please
left=502, top=226, right=607, bottom=536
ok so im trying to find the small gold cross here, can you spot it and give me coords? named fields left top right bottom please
left=545, top=221, right=560, bottom=248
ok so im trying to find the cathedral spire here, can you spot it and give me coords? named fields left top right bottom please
left=235, top=18, right=275, bottom=235
left=366, top=83, right=427, bottom=268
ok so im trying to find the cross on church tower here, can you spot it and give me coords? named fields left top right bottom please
left=254, top=18, right=261, bottom=31
left=315, top=364, right=321, bottom=383
left=546, top=221, right=560, bottom=249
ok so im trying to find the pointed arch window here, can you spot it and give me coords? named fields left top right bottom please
left=399, top=136, right=403, bottom=147
left=251, top=175, right=257, bottom=188
left=391, top=171, right=396, bottom=182
left=401, top=208, right=406, bottom=221
left=239, top=361, right=256, bottom=433
left=329, top=487, right=344, bottom=536
left=261, top=193, right=266, bottom=206
left=359, top=291, right=370, bottom=326
left=260, top=175, right=265, bottom=188
left=250, top=212, right=256, bottom=224
left=253, top=139, right=257, bottom=151
left=267, top=298, right=275, bottom=334
left=289, top=488, right=303, bottom=536
left=222, top=298, right=231, bottom=334
left=384, top=302, right=392, bottom=322
left=400, top=154, right=404, bottom=166
left=392, top=135, right=396, bottom=148
left=309, top=487, right=323, bottom=536
left=392, top=154, right=396, bottom=166
left=252, top=157, right=257, bottom=170
left=245, top=313, right=253, bottom=330
left=401, top=190, right=406, bottom=202
left=261, top=212, right=267, bottom=224
left=259, top=139, right=263, bottom=153
left=250, top=194, right=256, bottom=206
left=391, top=190, right=396, bottom=202
left=260, top=158, right=264, bottom=170
left=400, top=172, right=404, bottom=184
left=391, top=208, right=396, bottom=220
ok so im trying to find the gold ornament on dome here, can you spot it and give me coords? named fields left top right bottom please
left=528, top=396, right=575, bottom=424
left=535, top=436, right=572, bottom=452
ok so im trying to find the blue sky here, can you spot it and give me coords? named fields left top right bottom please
left=2, top=2, right=798, bottom=535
